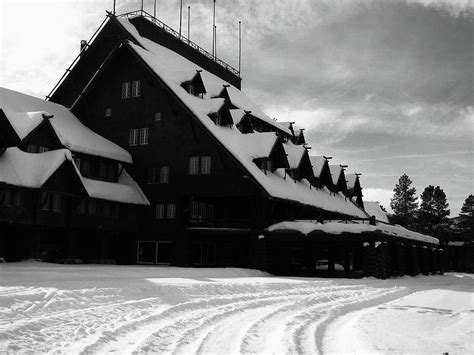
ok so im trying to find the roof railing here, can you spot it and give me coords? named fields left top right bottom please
left=116, top=9, right=240, bottom=77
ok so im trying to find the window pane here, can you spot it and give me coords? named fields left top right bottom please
left=38, top=146, right=49, bottom=153
left=132, top=80, right=141, bottom=97
left=129, top=129, right=138, bottom=146
left=155, top=204, right=165, bottom=219
left=122, top=82, right=130, bottom=99
left=166, top=203, right=176, bottom=219
left=154, top=112, right=162, bottom=121
left=201, top=156, right=211, bottom=174
left=189, top=156, right=199, bottom=175
left=148, top=167, right=156, bottom=184
left=159, top=166, right=169, bottom=183
left=41, top=192, right=50, bottom=211
left=27, top=144, right=38, bottom=153
left=139, top=128, right=149, bottom=145
left=105, top=108, right=112, bottom=117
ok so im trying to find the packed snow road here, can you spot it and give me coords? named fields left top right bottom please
left=0, top=262, right=472, bottom=354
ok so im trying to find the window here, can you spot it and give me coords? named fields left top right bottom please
left=0, top=189, right=12, bottom=206
left=122, top=82, right=131, bottom=99
left=137, top=241, right=173, bottom=264
left=41, top=192, right=50, bottom=211
left=200, top=156, right=211, bottom=174
left=192, top=242, right=216, bottom=265
left=129, top=129, right=138, bottom=146
left=139, top=127, right=149, bottom=145
left=155, top=203, right=165, bottom=219
left=154, top=112, right=162, bottom=121
left=166, top=203, right=176, bottom=219
left=105, top=108, right=112, bottom=117
left=38, top=146, right=49, bottom=153
left=52, top=193, right=62, bottom=212
left=26, top=144, right=38, bottom=153
left=159, top=166, right=169, bottom=183
left=261, top=159, right=272, bottom=171
left=189, top=156, right=200, bottom=175
left=12, top=189, right=24, bottom=207
left=190, top=201, right=214, bottom=224
left=188, top=156, right=211, bottom=175
left=40, top=192, right=62, bottom=212
left=155, top=203, right=176, bottom=220
left=131, top=80, right=141, bottom=97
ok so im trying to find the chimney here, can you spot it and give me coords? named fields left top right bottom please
left=80, top=40, right=87, bottom=55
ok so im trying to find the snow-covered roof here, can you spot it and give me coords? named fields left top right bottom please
left=329, top=165, right=342, bottom=180
left=364, top=201, right=389, bottom=223
left=0, top=148, right=148, bottom=205
left=309, top=156, right=327, bottom=177
left=117, top=18, right=291, bottom=136
left=229, top=109, right=246, bottom=125
left=117, top=19, right=366, bottom=218
left=284, top=143, right=306, bottom=169
left=0, top=87, right=132, bottom=163
left=267, top=220, right=439, bottom=244
left=0, top=147, right=76, bottom=188
left=82, top=166, right=149, bottom=205
left=346, top=174, right=359, bottom=190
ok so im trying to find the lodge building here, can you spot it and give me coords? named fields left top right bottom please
left=0, top=9, right=446, bottom=278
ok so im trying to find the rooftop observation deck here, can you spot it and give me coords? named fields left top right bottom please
left=117, top=9, right=241, bottom=77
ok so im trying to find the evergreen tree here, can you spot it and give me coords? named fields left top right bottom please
left=418, top=185, right=450, bottom=237
left=458, top=194, right=473, bottom=240
left=390, top=174, right=418, bottom=227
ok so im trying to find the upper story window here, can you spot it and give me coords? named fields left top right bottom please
left=148, top=166, right=169, bottom=184
left=155, top=203, right=176, bottom=220
left=122, top=80, right=141, bottom=99
left=105, top=108, right=112, bottom=117
left=261, top=159, right=272, bottom=172
left=129, top=129, right=138, bottom=146
left=131, top=80, right=141, bottom=97
left=189, top=155, right=211, bottom=175
left=139, top=127, right=149, bottom=145
left=41, top=192, right=62, bottom=212
left=154, top=112, right=162, bottom=121
left=26, top=144, right=49, bottom=153
left=122, top=82, right=131, bottom=99
left=1, top=189, right=23, bottom=207
left=190, top=201, right=214, bottom=224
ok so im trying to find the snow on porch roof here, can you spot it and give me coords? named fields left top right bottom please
left=82, top=166, right=149, bottom=205
left=267, top=220, right=439, bottom=244
left=121, top=23, right=367, bottom=218
left=0, top=87, right=132, bottom=163
left=0, top=147, right=76, bottom=188
left=363, top=201, right=389, bottom=223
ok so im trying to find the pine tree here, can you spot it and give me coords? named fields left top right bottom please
left=390, top=174, right=418, bottom=228
left=418, top=185, right=450, bottom=237
left=458, top=194, right=473, bottom=240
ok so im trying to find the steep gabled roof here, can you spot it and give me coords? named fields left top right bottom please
left=329, top=165, right=348, bottom=191
left=346, top=174, right=361, bottom=192
left=66, top=17, right=366, bottom=218
left=0, top=147, right=81, bottom=189
left=0, top=87, right=132, bottom=163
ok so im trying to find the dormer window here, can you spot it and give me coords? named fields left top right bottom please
left=261, top=159, right=272, bottom=171
left=181, top=71, right=206, bottom=98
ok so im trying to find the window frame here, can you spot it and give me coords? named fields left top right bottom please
left=121, top=81, right=131, bottom=99
left=129, top=129, right=138, bottom=146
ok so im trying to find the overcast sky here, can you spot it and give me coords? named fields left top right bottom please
left=1, top=0, right=473, bottom=215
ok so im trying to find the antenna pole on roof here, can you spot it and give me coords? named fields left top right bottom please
left=214, top=25, right=217, bottom=58
left=212, top=0, right=216, bottom=58
left=154, top=0, right=157, bottom=19
left=140, top=0, right=143, bottom=12
left=179, top=0, right=183, bottom=37
left=187, top=6, right=191, bottom=42
left=238, top=21, right=242, bottom=75
left=113, top=0, right=116, bottom=15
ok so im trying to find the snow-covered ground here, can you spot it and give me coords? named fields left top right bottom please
left=0, top=261, right=472, bottom=354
